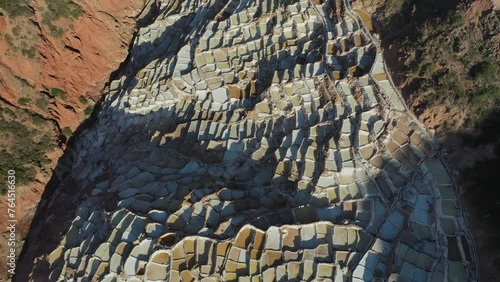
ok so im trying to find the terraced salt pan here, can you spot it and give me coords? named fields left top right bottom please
left=28, top=0, right=477, bottom=281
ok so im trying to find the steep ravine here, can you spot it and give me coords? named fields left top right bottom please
left=0, top=0, right=158, bottom=280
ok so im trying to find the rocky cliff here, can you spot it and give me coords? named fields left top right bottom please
left=0, top=0, right=155, bottom=128
left=0, top=0, right=153, bottom=278
left=15, top=0, right=478, bottom=281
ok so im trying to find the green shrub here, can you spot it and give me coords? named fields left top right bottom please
left=12, top=26, right=20, bottom=36
left=434, top=71, right=464, bottom=100
left=469, top=61, right=496, bottom=83
left=447, top=11, right=464, bottom=28
left=0, top=106, right=55, bottom=193
left=383, top=0, right=406, bottom=18
left=0, top=0, right=32, bottom=17
left=51, top=88, right=67, bottom=99
left=0, top=107, right=14, bottom=116
left=41, top=0, right=83, bottom=37
left=469, top=84, right=500, bottom=120
left=44, top=0, right=83, bottom=21
left=4, top=34, right=13, bottom=46
left=21, top=46, right=36, bottom=58
left=31, top=115, right=46, bottom=126
left=452, top=37, right=460, bottom=53
left=47, top=23, right=65, bottom=38
left=416, top=59, right=436, bottom=77
left=84, top=106, right=93, bottom=116
left=62, top=127, right=72, bottom=137
left=35, top=96, right=50, bottom=110
left=0, top=163, right=35, bottom=194
left=18, top=97, right=31, bottom=106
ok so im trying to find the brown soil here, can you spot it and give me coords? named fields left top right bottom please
left=0, top=0, right=149, bottom=128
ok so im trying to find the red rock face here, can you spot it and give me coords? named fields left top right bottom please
left=38, top=0, right=145, bottom=99
left=0, top=0, right=149, bottom=129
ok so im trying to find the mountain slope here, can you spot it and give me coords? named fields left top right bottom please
left=16, top=0, right=478, bottom=281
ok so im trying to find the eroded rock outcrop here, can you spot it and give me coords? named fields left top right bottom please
left=0, top=0, right=154, bottom=129
left=17, top=0, right=478, bottom=281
